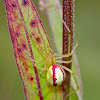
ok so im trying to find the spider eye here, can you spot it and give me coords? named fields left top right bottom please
left=47, top=64, right=66, bottom=86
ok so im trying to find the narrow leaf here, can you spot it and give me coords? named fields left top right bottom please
left=5, top=0, right=67, bottom=100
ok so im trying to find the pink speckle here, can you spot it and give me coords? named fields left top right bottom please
left=24, top=66, right=29, bottom=73
left=31, top=32, right=35, bottom=36
left=15, top=24, right=21, bottom=30
left=11, top=13, right=18, bottom=22
left=22, top=62, right=29, bottom=73
left=25, top=67, right=28, bottom=71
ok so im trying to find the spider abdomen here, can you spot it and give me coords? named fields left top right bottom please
left=47, top=64, right=66, bottom=86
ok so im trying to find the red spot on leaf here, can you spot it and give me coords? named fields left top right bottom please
left=28, top=75, right=34, bottom=82
left=30, top=20, right=37, bottom=28
left=15, top=25, right=21, bottom=37
left=10, top=1, right=17, bottom=9
left=16, top=32, right=19, bottom=36
left=22, top=44, right=26, bottom=50
left=22, top=0, right=29, bottom=7
left=30, top=77, right=34, bottom=81
left=17, top=48, right=22, bottom=53
left=5, top=0, right=17, bottom=12
left=20, top=40, right=27, bottom=50
left=11, top=4, right=16, bottom=8
left=15, top=32, right=20, bottom=37
left=36, top=37, right=41, bottom=43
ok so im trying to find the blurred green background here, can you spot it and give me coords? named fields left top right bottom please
left=0, top=0, right=100, bottom=100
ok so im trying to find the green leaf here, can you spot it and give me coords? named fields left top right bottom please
left=5, top=0, right=66, bottom=100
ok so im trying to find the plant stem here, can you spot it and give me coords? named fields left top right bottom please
left=62, top=0, right=74, bottom=100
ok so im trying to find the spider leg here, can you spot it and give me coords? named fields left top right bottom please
left=61, top=65, right=79, bottom=93
left=55, top=40, right=78, bottom=59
